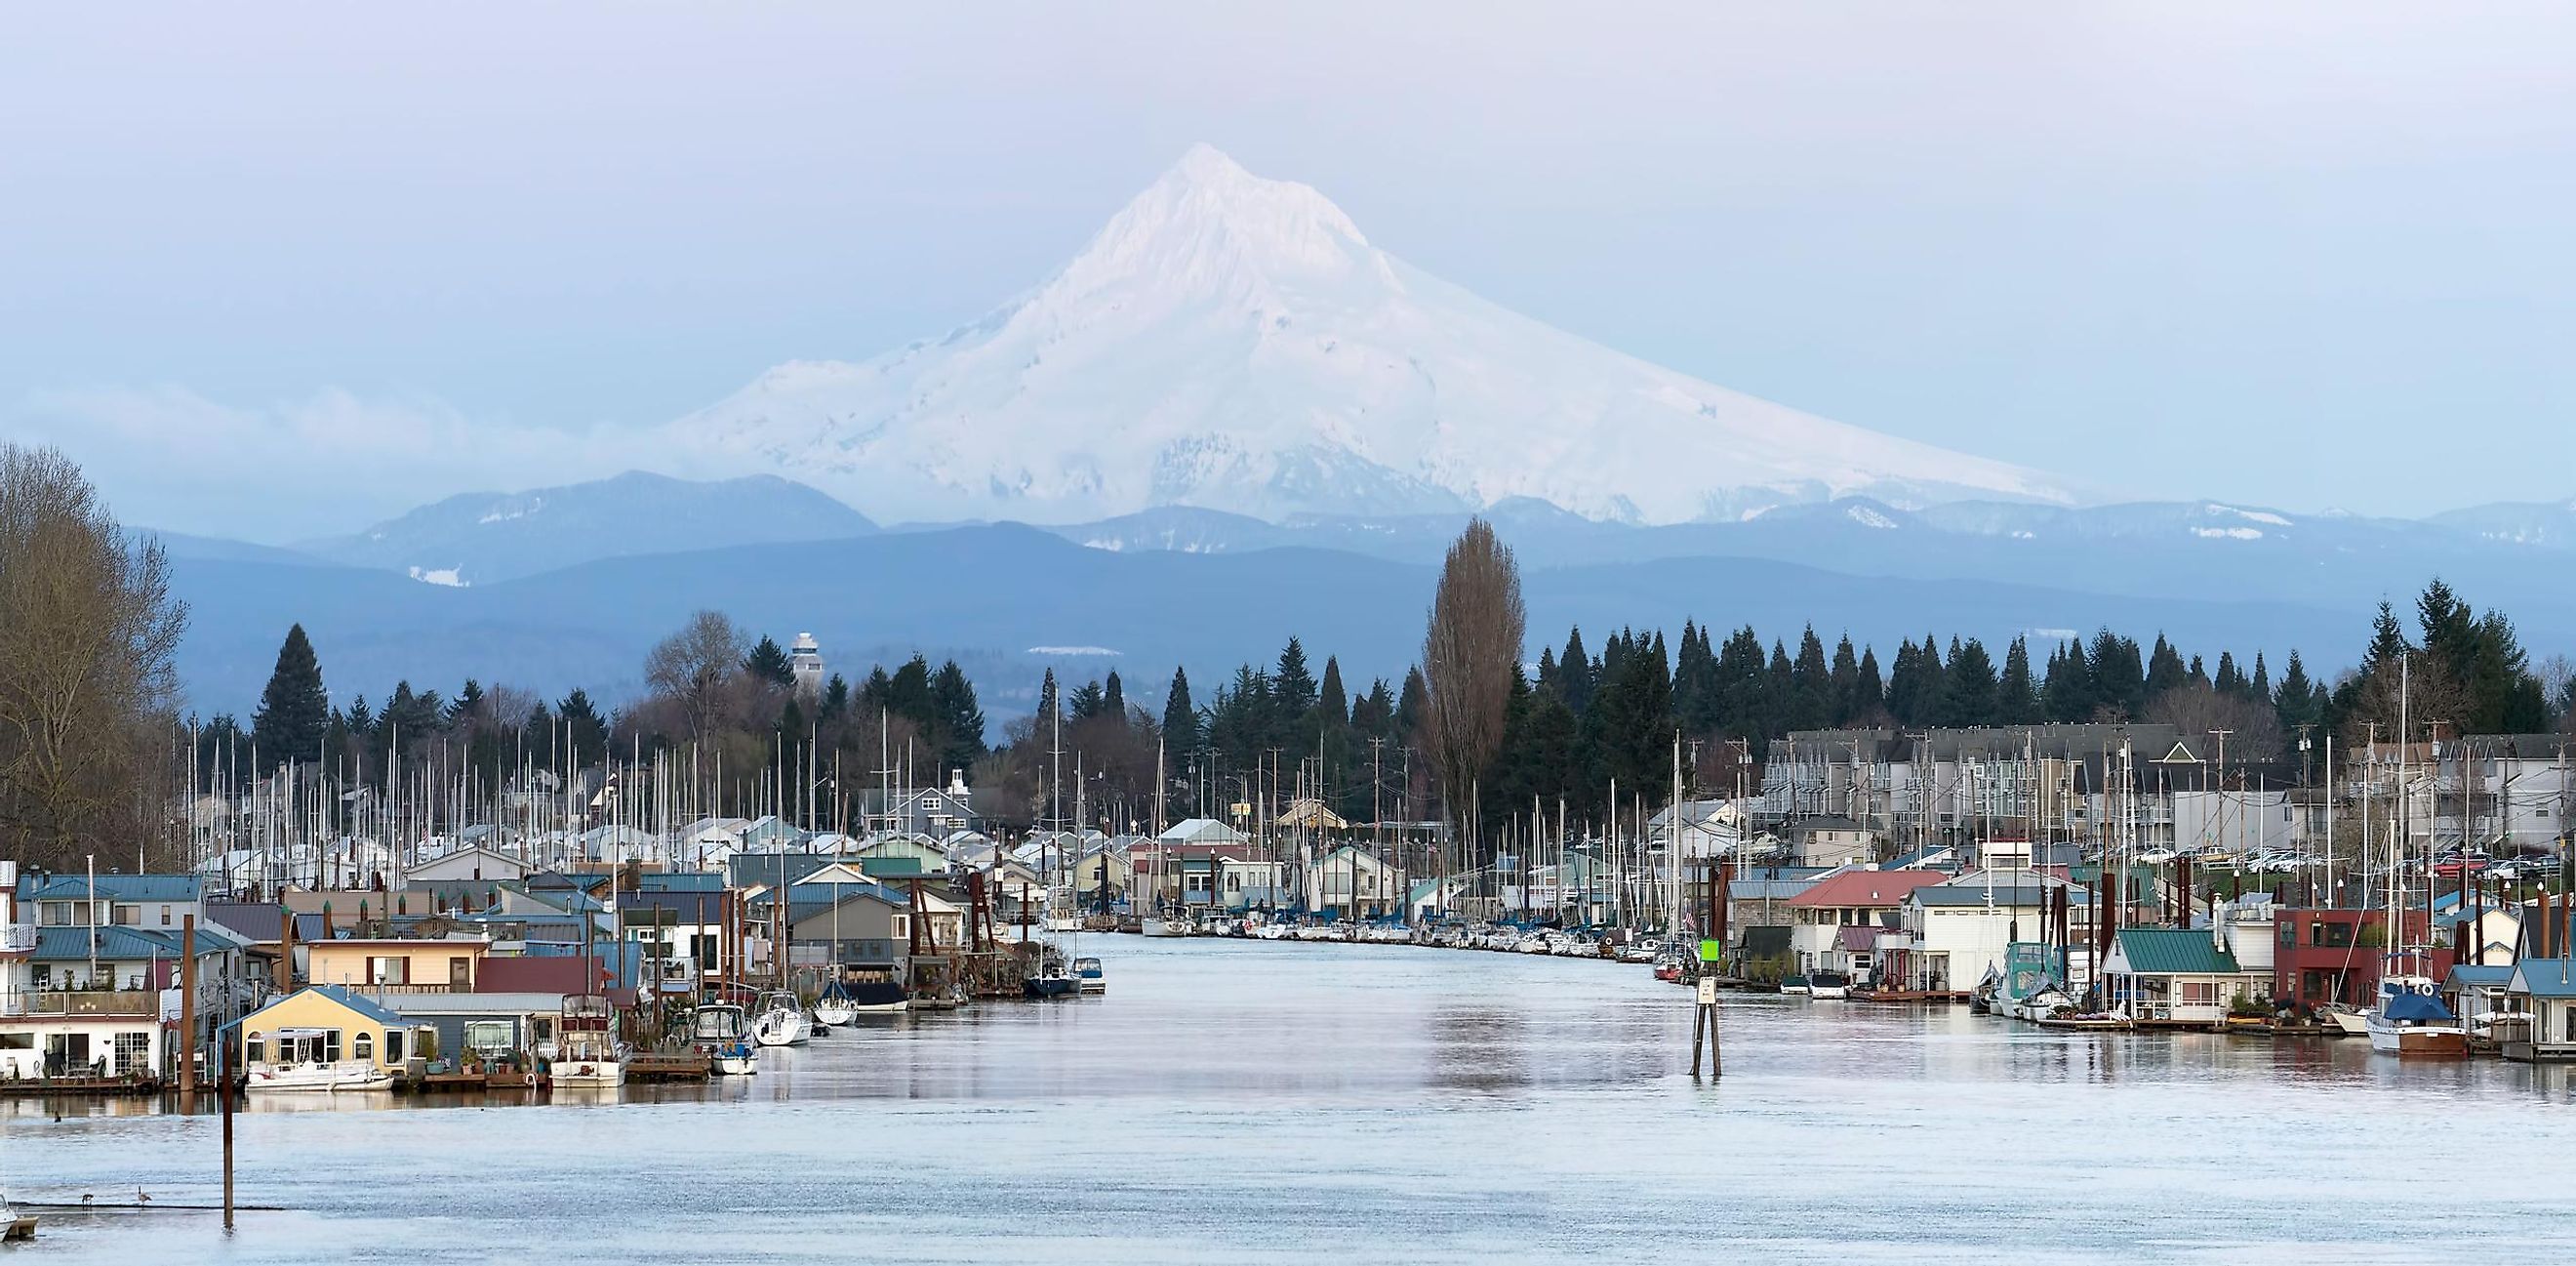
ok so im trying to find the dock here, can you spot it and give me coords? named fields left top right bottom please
left=624, top=1052, right=712, bottom=1082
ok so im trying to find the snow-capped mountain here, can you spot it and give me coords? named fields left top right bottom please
left=298, top=470, right=875, bottom=586
left=670, top=144, right=2076, bottom=526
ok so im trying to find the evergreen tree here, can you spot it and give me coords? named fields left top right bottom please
left=1828, top=634, right=1862, bottom=725
left=1789, top=626, right=1831, bottom=732
left=1035, top=668, right=1061, bottom=738
left=1996, top=636, right=2039, bottom=725
left=1854, top=645, right=1886, bottom=721
left=1068, top=680, right=1109, bottom=722
left=447, top=678, right=484, bottom=729
left=2089, top=630, right=2146, bottom=719
left=744, top=635, right=793, bottom=687
left=556, top=688, right=607, bottom=771
left=1557, top=628, right=1594, bottom=715
left=1273, top=637, right=1318, bottom=716
left=2145, top=635, right=2190, bottom=702
left=1396, top=667, right=1429, bottom=743
left=1161, top=667, right=1200, bottom=750
left=251, top=624, right=330, bottom=763
left=1317, top=657, right=1348, bottom=727
left=1103, top=669, right=1126, bottom=718
left=2251, top=652, right=2271, bottom=701
left=2273, top=651, right=2319, bottom=739
left=820, top=674, right=851, bottom=720
left=2044, top=638, right=2094, bottom=722
left=930, top=660, right=986, bottom=767
left=1946, top=638, right=1998, bottom=727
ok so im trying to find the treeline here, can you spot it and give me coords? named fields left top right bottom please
left=198, top=612, right=990, bottom=826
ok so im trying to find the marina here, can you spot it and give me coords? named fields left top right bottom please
left=18, top=935, right=2576, bottom=1263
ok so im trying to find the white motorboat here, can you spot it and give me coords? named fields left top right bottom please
left=551, top=995, right=625, bottom=1087
left=244, top=1028, right=393, bottom=1092
left=1143, top=916, right=1189, bottom=938
left=2365, top=975, right=2467, bottom=1057
left=1072, top=957, right=1107, bottom=995
left=1780, top=974, right=1814, bottom=998
left=246, top=1058, right=394, bottom=1093
left=692, top=1002, right=758, bottom=1073
left=751, top=992, right=812, bottom=1047
left=1807, top=971, right=1853, bottom=1001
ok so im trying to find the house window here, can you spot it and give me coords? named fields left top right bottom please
left=385, top=1031, right=405, bottom=1063
left=368, top=957, right=411, bottom=985
left=0, top=1034, right=31, bottom=1051
left=112, top=905, right=140, bottom=926
left=244, top=1033, right=265, bottom=1064
left=112, top=1032, right=150, bottom=1076
left=161, top=907, right=174, bottom=926
left=353, top=1033, right=374, bottom=1063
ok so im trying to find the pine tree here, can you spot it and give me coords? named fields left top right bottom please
left=251, top=624, right=330, bottom=763
left=1828, top=634, right=1862, bottom=725
left=820, top=674, right=850, bottom=719
left=1273, top=637, right=1318, bottom=716
left=1317, top=657, right=1348, bottom=727
left=1396, top=667, right=1429, bottom=743
left=1068, top=680, right=1108, bottom=722
left=2146, top=635, right=2189, bottom=702
left=2045, top=638, right=2094, bottom=723
left=931, top=660, right=986, bottom=767
left=557, top=688, right=606, bottom=771
left=1997, top=636, right=2038, bottom=724
left=1162, top=667, right=1200, bottom=750
left=1855, top=645, right=1886, bottom=721
left=1103, top=669, right=1126, bottom=718
left=1946, top=638, right=1997, bottom=727
left=1789, top=626, right=1831, bottom=731
left=744, top=635, right=793, bottom=687
left=1557, top=628, right=1593, bottom=715
left=1035, top=668, right=1061, bottom=738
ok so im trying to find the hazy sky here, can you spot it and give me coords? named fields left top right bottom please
left=4, top=3, right=2571, bottom=539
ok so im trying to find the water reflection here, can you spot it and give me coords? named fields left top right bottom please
left=12, top=935, right=2576, bottom=1263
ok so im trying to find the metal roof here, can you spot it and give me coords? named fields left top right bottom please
left=2111, top=928, right=2243, bottom=976
left=22, top=873, right=202, bottom=902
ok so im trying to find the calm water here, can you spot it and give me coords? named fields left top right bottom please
left=11, top=934, right=2576, bottom=1263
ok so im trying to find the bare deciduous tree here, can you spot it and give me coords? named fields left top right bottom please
left=0, top=445, right=188, bottom=870
left=644, top=610, right=747, bottom=744
left=1420, top=517, right=1523, bottom=884
left=2144, top=681, right=2284, bottom=772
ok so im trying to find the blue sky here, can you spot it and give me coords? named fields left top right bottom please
left=3, top=3, right=2570, bottom=539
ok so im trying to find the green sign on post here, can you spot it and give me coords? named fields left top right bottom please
left=1699, top=939, right=1722, bottom=963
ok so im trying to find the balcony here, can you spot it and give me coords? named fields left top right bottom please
left=0, top=990, right=162, bottom=1018
left=0, top=925, right=33, bottom=955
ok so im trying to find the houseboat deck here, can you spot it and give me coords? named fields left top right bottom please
left=625, top=1052, right=714, bottom=1082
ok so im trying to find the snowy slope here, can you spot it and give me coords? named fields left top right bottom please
left=670, top=144, right=2076, bottom=526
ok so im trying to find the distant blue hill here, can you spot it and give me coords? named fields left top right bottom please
left=290, top=470, right=875, bottom=587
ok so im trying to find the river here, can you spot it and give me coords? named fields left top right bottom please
left=10, top=934, right=2576, bottom=1263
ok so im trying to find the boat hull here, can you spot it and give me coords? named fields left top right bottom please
left=551, top=1061, right=625, bottom=1087
left=2367, top=1022, right=2468, bottom=1057
left=246, top=1062, right=394, bottom=1093
left=1024, top=977, right=1078, bottom=1000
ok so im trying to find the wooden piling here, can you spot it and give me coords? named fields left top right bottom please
left=179, top=915, right=197, bottom=1097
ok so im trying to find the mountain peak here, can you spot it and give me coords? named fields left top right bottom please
left=1058, top=146, right=1375, bottom=298
left=671, top=150, right=2079, bottom=526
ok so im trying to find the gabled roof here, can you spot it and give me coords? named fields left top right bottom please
left=2447, top=964, right=2516, bottom=988
left=2509, top=960, right=2576, bottom=999
left=2112, top=928, right=2243, bottom=976
left=1787, top=870, right=1946, bottom=909
left=249, top=984, right=410, bottom=1028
